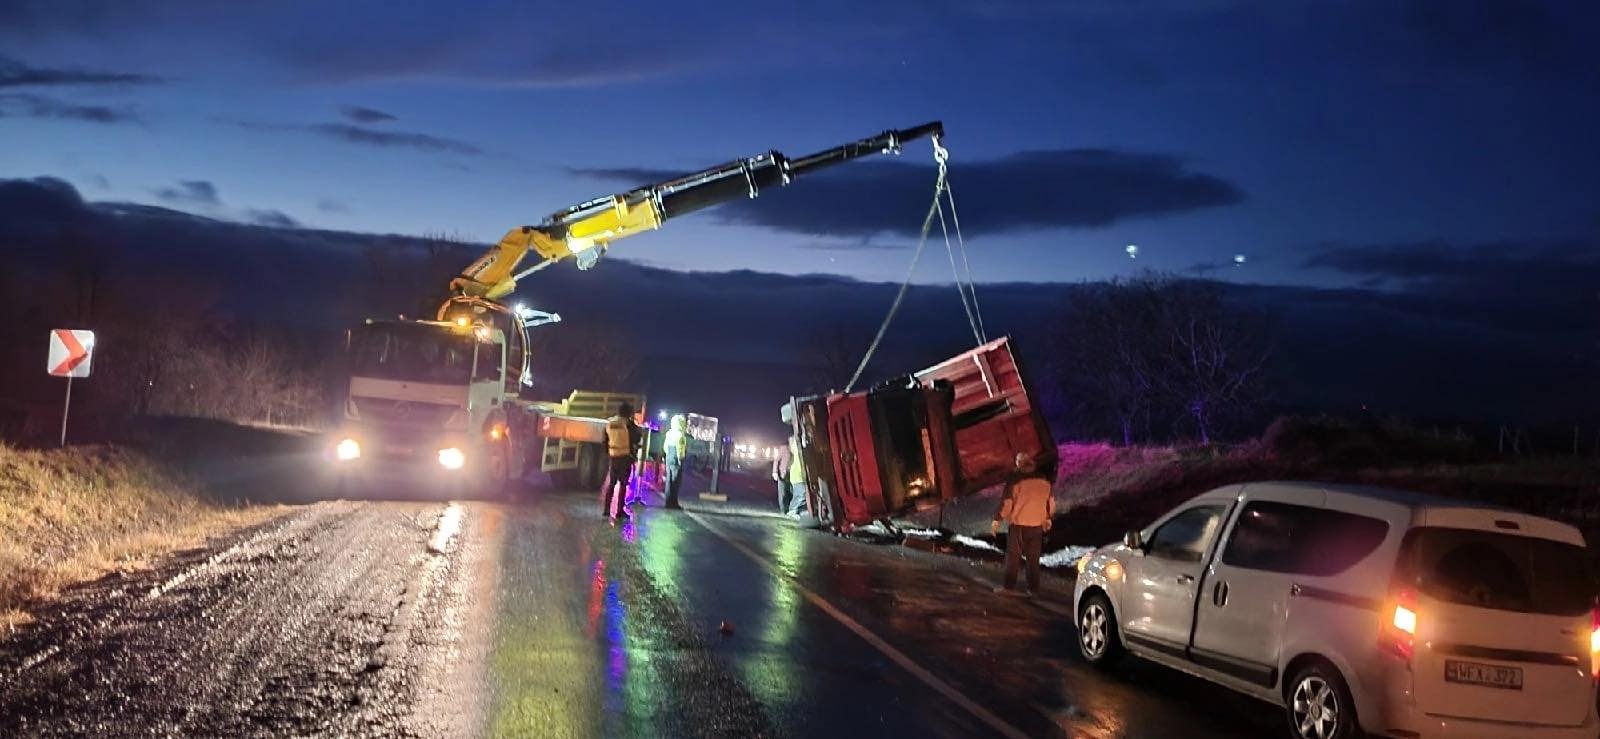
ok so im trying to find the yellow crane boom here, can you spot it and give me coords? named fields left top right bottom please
left=448, top=121, right=945, bottom=302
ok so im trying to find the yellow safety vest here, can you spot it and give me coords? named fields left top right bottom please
left=606, top=416, right=632, bottom=458
left=664, top=428, right=687, bottom=461
left=787, top=437, right=806, bottom=483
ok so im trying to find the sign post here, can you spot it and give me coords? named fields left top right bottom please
left=47, top=329, right=95, bottom=447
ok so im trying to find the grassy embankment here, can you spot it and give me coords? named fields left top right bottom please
left=911, top=417, right=1600, bottom=561
left=0, top=419, right=313, bottom=630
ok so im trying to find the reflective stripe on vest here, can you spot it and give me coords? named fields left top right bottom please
left=606, top=417, right=631, bottom=458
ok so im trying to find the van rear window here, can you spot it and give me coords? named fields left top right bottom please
left=1397, top=527, right=1594, bottom=617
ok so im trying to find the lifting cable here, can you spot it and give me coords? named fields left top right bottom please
left=943, top=180, right=987, bottom=344
left=936, top=180, right=985, bottom=347
left=844, top=138, right=951, bottom=393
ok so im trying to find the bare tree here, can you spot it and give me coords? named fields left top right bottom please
left=804, top=321, right=876, bottom=393
left=526, top=320, right=641, bottom=397
left=1050, top=274, right=1272, bottom=446
left=1149, top=278, right=1272, bottom=445
left=1052, top=281, right=1161, bottom=445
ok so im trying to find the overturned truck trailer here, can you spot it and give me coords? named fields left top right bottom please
left=786, top=337, right=1055, bottom=533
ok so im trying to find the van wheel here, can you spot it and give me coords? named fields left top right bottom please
left=1076, top=592, right=1124, bottom=667
left=1286, top=662, right=1359, bottom=739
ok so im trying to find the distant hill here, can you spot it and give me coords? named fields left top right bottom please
left=2, top=176, right=1595, bottom=437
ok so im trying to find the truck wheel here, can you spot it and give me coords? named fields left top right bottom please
left=1076, top=592, right=1124, bottom=668
left=1285, top=661, right=1359, bottom=739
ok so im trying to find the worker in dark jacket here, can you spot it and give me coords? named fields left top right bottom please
left=992, top=452, right=1055, bottom=595
left=601, top=402, right=641, bottom=521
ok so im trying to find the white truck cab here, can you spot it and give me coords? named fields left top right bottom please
left=330, top=318, right=529, bottom=495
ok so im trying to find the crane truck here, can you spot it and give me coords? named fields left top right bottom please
left=328, top=122, right=946, bottom=495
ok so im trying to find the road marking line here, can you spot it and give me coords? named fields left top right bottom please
left=684, top=511, right=1031, bottom=739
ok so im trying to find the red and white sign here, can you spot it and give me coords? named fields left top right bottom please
left=47, top=329, right=94, bottom=378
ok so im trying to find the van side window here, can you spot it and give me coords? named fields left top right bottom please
left=1147, top=505, right=1226, bottom=563
left=1221, top=501, right=1388, bottom=576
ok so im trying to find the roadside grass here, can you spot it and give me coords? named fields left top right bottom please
left=905, top=428, right=1600, bottom=567
left=0, top=443, right=285, bottom=631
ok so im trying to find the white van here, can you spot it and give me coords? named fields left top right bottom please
left=1073, top=482, right=1599, bottom=739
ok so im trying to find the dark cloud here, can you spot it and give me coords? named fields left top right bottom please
left=245, top=209, right=299, bottom=228
left=309, top=123, right=480, bottom=155
left=0, top=177, right=88, bottom=238
left=85, top=174, right=111, bottom=190
left=1305, top=238, right=1599, bottom=289
left=798, top=240, right=909, bottom=252
left=0, top=92, right=137, bottom=123
left=572, top=149, right=1243, bottom=237
left=339, top=105, right=396, bottom=124
left=230, top=120, right=482, bottom=156
left=154, top=180, right=221, bottom=206
left=0, top=54, right=163, bottom=88
left=1304, top=238, right=1600, bottom=332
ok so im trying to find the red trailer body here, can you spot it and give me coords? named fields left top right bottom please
left=790, top=337, right=1054, bottom=532
left=913, top=337, right=1055, bottom=494
left=825, top=392, right=889, bottom=525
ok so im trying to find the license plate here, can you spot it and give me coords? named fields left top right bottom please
left=384, top=445, right=414, bottom=456
left=1445, top=660, right=1523, bottom=690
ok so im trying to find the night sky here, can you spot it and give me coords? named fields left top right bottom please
left=5, top=0, right=1597, bottom=288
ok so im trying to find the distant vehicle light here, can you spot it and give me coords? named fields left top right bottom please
left=473, top=325, right=491, bottom=341
left=454, top=316, right=469, bottom=327
left=335, top=438, right=361, bottom=461
left=488, top=424, right=505, bottom=441
left=438, top=447, right=465, bottom=470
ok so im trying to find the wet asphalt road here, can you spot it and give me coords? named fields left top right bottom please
left=0, top=484, right=1285, bottom=738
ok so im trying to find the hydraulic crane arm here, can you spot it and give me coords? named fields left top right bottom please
left=450, top=121, right=945, bottom=301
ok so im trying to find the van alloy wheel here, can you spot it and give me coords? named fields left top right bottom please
left=1290, top=675, right=1338, bottom=739
left=1079, top=603, right=1108, bottom=658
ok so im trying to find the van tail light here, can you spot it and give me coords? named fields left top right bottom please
left=1381, top=588, right=1418, bottom=663
left=1589, top=601, right=1600, bottom=679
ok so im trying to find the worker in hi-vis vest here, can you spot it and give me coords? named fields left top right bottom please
left=662, top=414, right=689, bottom=510
left=601, top=402, right=641, bottom=521
left=779, top=434, right=808, bottom=516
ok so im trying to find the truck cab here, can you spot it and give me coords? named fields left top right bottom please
left=330, top=317, right=531, bottom=496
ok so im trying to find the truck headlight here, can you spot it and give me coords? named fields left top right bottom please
left=437, top=447, right=465, bottom=470
left=335, top=438, right=361, bottom=461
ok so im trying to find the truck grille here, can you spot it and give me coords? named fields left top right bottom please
left=350, top=396, right=456, bottom=427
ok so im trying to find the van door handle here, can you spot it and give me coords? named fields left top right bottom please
left=1212, top=580, right=1229, bottom=607
left=1177, top=574, right=1195, bottom=585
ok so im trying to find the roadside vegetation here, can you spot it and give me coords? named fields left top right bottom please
left=912, top=415, right=1600, bottom=566
left=0, top=441, right=287, bottom=630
